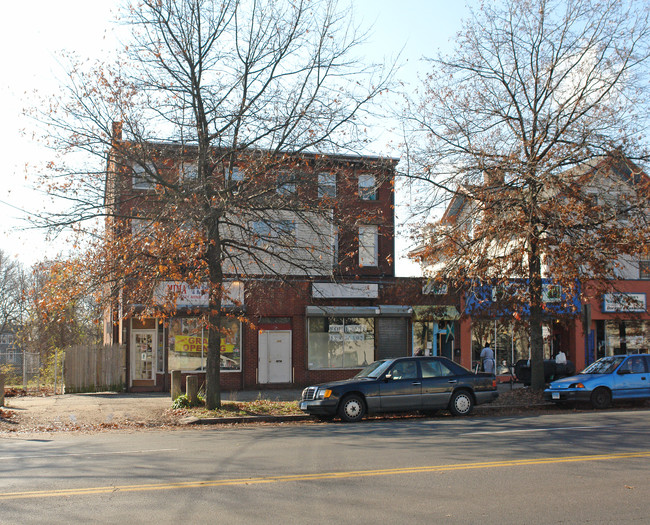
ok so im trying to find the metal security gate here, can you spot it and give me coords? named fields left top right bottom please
left=376, top=317, right=408, bottom=360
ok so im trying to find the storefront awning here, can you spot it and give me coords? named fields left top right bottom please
left=306, top=305, right=413, bottom=317
left=412, top=305, right=460, bottom=321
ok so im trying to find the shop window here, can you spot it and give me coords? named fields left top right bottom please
left=307, top=317, right=375, bottom=369
left=168, top=317, right=241, bottom=372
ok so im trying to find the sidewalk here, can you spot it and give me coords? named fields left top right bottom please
left=1, top=383, right=526, bottom=432
left=0, top=389, right=306, bottom=432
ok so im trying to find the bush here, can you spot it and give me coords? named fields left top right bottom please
left=171, top=393, right=204, bottom=409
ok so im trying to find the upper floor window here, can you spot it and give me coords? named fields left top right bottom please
left=358, top=174, right=377, bottom=200
left=132, top=162, right=156, bottom=190
left=227, top=166, right=244, bottom=184
left=318, top=172, right=336, bottom=199
left=359, top=225, right=378, bottom=267
left=640, top=260, right=650, bottom=280
left=277, top=171, right=296, bottom=195
left=131, top=218, right=153, bottom=238
left=252, top=219, right=296, bottom=248
left=180, top=162, right=198, bottom=182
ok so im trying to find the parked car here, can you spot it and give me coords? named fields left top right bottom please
left=300, top=356, right=499, bottom=422
left=544, top=354, right=650, bottom=409
left=514, top=359, right=576, bottom=385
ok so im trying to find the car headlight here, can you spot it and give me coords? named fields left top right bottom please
left=569, top=383, right=585, bottom=389
left=316, top=388, right=332, bottom=400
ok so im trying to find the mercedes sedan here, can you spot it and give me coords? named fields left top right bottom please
left=300, top=356, right=499, bottom=422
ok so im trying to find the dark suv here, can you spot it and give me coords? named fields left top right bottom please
left=300, top=356, right=498, bottom=422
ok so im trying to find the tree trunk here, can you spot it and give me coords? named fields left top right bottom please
left=204, top=216, right=223, bottom=410
left=529, top=240, right=546, bottom=391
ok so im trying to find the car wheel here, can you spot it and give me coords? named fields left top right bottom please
left=449, top=390, right=474, bottom=416
left=590, top=387, right=611, bottom=409
left=338, top=394, right=366, bottom=422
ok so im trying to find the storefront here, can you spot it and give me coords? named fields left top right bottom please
left=305, top=305, right=413, bottom=369
left=412, top=306, right=460, bottom=361
left=591, top=290, right=649, bottom=360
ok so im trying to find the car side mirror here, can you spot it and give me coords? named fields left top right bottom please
left=384, top=373, right=393, bottom=381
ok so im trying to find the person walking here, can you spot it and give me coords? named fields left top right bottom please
left=480, top=342, right=495, bottom=374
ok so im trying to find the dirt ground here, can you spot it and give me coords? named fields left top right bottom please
left=0, top=392, right=180, bottom=434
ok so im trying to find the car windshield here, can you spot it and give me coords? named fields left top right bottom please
left=354, top=360, right=392, bottom=379
left=582, top=356, right=625, bottom=374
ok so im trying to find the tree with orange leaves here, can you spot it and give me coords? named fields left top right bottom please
left=33, top=0, right=395, bottom=408
left=404, top=0, right=650, bottom=390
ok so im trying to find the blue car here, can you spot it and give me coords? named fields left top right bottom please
left=544, top=354, right=650, bottom=409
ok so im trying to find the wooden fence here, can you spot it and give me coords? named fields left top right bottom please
left=64, top=344, right=125, bottom=393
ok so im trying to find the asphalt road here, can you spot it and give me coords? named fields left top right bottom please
left=1, top=409, right=649, bottom=524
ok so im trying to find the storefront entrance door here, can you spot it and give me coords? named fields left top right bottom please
left=258, top=330, right=292, bottom=383
left=131, top=330, right=156, bottom=385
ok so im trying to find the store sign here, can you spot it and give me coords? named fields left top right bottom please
left=602, top=293, right=646, bottom=313
left=154, top=281, right=244, bottom=308
left=312, top=282, right=379, bottom=299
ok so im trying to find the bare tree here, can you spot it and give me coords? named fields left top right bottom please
left=33, top=0, right=394, bottom=407
left=403, top=0, right=650, bottom=390
left=0, top=250, right=26, bottom=335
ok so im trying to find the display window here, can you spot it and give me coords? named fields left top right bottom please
left=307, top=316, right=374, bottom=369
left=168, top=317, right=241, bottom=371
left=599, top=320, right=649, bottom=356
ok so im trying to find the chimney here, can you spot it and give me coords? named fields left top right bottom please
left=112, top=121, right=123, bottom=143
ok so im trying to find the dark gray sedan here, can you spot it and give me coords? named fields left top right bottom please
left=300, top=356, right=499, bottom=422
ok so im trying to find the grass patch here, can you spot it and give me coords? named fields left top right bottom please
left=173, top=398, right=302, bottom=419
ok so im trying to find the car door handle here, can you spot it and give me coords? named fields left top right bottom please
left=447, top=380, right=458, bottom=384
left=412, top=382, right=421, bottom=386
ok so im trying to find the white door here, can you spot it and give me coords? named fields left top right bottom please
left=131, top=330, right=156, bottom=384
left=258, top=330, right=292, bottom=383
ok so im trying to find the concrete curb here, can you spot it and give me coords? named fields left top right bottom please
left=181, top=414, right=311, bottom=425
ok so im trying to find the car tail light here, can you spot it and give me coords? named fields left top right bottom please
left=492, top=379, right=497, bottom=388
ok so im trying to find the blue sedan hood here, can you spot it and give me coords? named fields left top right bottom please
left=548, top=374, right=593, bottom=388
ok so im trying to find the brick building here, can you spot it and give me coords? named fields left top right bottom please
left=104, top=125, right=461, bottom=392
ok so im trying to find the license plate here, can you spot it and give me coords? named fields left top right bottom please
left=300, top=402, right=307, bottom=410
left=552, top=392, right=560, bottom=400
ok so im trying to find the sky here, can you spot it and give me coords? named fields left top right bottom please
left=0, top=0, right=470, bottom=274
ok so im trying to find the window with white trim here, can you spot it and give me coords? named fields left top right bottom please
left=359, top=225, right=378, bottom=267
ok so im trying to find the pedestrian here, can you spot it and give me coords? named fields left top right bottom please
left=480, top=342, right=495, bottom=374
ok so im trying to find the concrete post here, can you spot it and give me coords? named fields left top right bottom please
left=186, top=375, right=198, bottom=406
left=171, top=370, right=182, bottom=400
left=0, top=374, right=5, bottom=407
